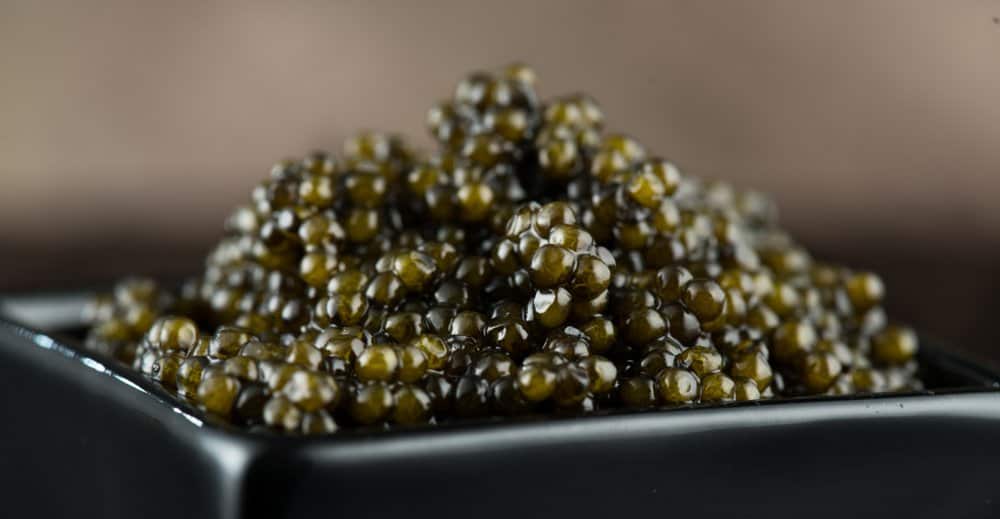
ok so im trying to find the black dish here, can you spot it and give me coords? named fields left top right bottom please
left=1, top=292, right=999, bottom=519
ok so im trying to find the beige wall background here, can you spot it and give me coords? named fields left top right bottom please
left=1, top=0, right=999, bottom=246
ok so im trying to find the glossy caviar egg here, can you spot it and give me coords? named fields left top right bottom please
left=281, top=370, right=340, bottom=411
left=301, top=410, right=339, bottom=435
left=681, top=280, right=727, bottom=323
left=209, top=327, right=255, bottom=360
left=801, top=352, right=843, bottom=394
left=516, top=365, right=557, bottom=402
left=176, top=357, right=210, bottom=399
left=146, top=317, right=199, bottom=353
left=392, top=384, right=433, bottom=425
left=222, top=356, right=259, bottom=381
left=622, top=309, right=667, bottom=345
left=700, top=372, right=736, bottom=402
left=729, top=351, right=774, bottom=390
left=81, top=63, right=924, bottom=436
left=618, top=376, right=657, bottom=408
left=234, top=383, right=270, bottom=425
left=652, top=266, right=693, bottom=303
left=580, top=356, right=617, bottom=394
left=151, top=353, right=183, bottom=388
left=411, top=334, right=450, bottom=370
left=675, top=346, right=723, bottom=377
left=871, top=325, right=919, bottom=365
left=772, top=319, right=818, bottom=364
left=529, top=245, right=576, bottom=288
left=733, top=378, right=763, bottom=401
left=350, top=382, right=395, bottom=425
left=552, top=364, right=591, bottom=406
left=354, top=345, right=400, bottom=382
left=197, top=372, right=241, bottom=416
left=528, top=288, right=572, bottom=328
left=845, top=272, right=885, bottom=312
left=580, top=317, right=616, bottom=354
left=454, top=375, right=491, bottom=417
left=263, top=395, right=304, bottom=433
left=396, top=345, right=429, bottom=383
left=656, top=368, right=700, bottom=404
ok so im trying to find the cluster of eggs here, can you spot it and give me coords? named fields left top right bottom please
left=84, top=64, right=920, bottom=434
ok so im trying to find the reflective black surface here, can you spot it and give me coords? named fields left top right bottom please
left=2, top=294, right=1000, bottom=519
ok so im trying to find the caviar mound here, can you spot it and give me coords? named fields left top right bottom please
left=83, top=64, right=921, bottom=435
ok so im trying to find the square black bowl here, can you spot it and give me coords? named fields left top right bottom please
left=2, top=292, right=1000, bottom=519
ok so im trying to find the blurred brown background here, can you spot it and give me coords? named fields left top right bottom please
left=2, top=1, right=999, bottom=360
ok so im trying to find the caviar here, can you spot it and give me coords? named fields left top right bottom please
left=83, top=64, right=923, bottom=435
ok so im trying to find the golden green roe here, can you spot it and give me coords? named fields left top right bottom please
left=83, top=64, right=921, bottom=435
